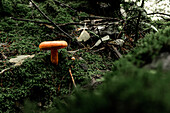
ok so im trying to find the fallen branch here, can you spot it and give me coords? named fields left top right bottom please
left=60, top=21, right=119, bottom=26
left=80, top=16, right=120, bottom=21
left=147, top=12, right=170, bottom=17
left=92, top=47, right=105, bottom=53
left=135, top=0, right=145, bottom=42
left=11, top=17, right=120, bottom=26
left=30, top=0, right=73, bottom=39
left=159, top=16, right=170, bottom=21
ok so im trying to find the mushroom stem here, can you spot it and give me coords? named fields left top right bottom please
left=39, top=41, right=68, bottom=65
left=51, top=49, right=58, bottom=65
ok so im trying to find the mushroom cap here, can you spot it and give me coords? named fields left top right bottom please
left=39, top=41, right=68, bottom=50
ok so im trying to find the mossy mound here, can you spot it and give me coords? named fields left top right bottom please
left=0, top=49, right=112, bottom=112
left=52, top=67, right=170, bottom=113
left=126, top=26, right=170, bottom=67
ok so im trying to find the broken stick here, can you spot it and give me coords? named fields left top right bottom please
left=69, top=68, right=77, bottom=88
left=30, top=0, right=73, bottom=39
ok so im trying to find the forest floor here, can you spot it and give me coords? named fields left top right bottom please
left=0, top=0, right=170, bottom=112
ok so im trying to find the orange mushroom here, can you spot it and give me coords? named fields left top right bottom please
left=39, top=41, right=68, bottom=65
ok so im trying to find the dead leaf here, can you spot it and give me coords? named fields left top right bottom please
left=77, top=29, right=90, bottom=42
left=90, top=35, right=110, bottom=49
left=9, top=55, right=35, bottom=66
left=109, top=39, right=124, bottom=46
left=45, top=24, right=55, bottom=29
left=76, top=23, right=90, bottom=42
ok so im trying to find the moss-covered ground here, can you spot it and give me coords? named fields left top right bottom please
left=0, top=0, right=170, bottom=112
left=0, top=1, right=115, bottom=112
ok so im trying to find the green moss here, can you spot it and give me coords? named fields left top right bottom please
left=1, top=47, right=113, bottom=112
left=126, top=26, right=170, bottom=66
left=1, top=0, right=170, bottom=112
left=0, top=51, right=72, bottom=112
left=0, top=0, right=112, bottom=111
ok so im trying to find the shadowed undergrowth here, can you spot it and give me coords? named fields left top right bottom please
left=41, top=26, right=170, bottom=113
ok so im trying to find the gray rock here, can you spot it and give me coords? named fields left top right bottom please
left=144, top=52, right=170, bottom=71
left=9, top=55, right=35, bottom=66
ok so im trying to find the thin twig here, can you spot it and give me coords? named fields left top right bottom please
left=30, top=0, right=73, bottom=39
left=10, top=17, right=50, bottom=24
left=53, top=0, right=78, bottom=13
left=80, top=16, right=120, bottom=21
left=147, top=12, right=170, bottom=17
left=1, top=52, right=7, bottom=59
left=58, top=75, right=66, bottom=92
left=159, top=16, right=170, bottom=21
left=91, top=47, right=105, bottom=52
left=0, top=67, right=12, bottom=75
left=69, top=68, right=77, bottom=88
left=11, top=17, right=120, bottom=26
left=111, top=45, right=122, bottom=58
left=135, top=0, right=145, bottom=42
left=60, top=22, right=119, bottom=26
